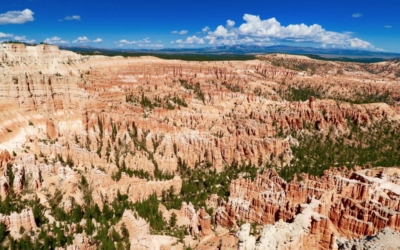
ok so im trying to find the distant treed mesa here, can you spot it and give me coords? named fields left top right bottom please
left=0, top=43, right=399, bottom=249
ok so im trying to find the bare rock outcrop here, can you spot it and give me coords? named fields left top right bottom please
left=90, top=171, right=182, bottom=206
left=0, top=208, right=37, bottom=238
left=180, top=202, right=213, bottom=237
left=1, top=44, right=399, bottom=175
left=0, top=151, right=12, bottom=199
left=63, top=234, right=96, bottom=250
left=0, top=174, right=9, bottom=199
left=0, top=45, right=399, bottom=249
left=258, top=199, right=335, bottom=250
left=217, top=167, right=400, bottom=249
left=237, top=223, right=256, bottom=250
left=114, top=210, right=183, bottom=250
left=0, top=151, right=11, bottom=169
left=337, top=227, right=400, bottom=250
left=115, top=209, right=149, bottom=241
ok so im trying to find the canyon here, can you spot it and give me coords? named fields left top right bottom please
left=0, top=43, right=399, bottom=249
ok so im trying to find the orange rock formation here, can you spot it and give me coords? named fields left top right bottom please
left=180, top=202, right=213, bottom=237
left=216, top=167, right=400, bottom=249
left=0, top=209, right=37, bottom=238
left=0, top=44, right=399, bottom=249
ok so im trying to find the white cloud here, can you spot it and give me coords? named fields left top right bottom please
left=172, top=30, right=188, bottom=35
left=174, top=35, right=204, bottom=44
left=64, top=15, right=81, bottom=21
left=116, top=37, right=162, bottom=47
left=117, top=39, right=136, bottom=45
left=212, top=26, right=230, bottom=38
left=14, top=35, right=35, bottom=43
left=0, top=9, right=34, bottom=25
left=0, top=32, right=13, bottom=38
left=202, top=26, right=210, bottom=33
left=227, top=20, right=235, bottom=28
left=189, top=14, right=377, bottom=49
left=14, top=35, right=25, bottom=40
left=141, top=37, right=151, bottom=43
left=349, top=38, right=373, bottom=49
left=384, top=25, right=392, bottom=28
left=73, top=36, right=90, bottom=43
left=236, top=15, right=332, bottom=40
left=43, top=36, right=69, bottom=45
left=73, top=36, right=103, bottom=44
left=138, top=44, right=164, bottom=48
left=352, top=13, right=362, bottom=18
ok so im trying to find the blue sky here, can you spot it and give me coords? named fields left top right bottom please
left=0, top=0, right=399, bottom=52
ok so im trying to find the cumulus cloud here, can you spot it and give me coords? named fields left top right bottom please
left=352, top=13, right=362, bottom=18
left=226, top=20, right=235, bottom=28
left=142, top=37, right=151, bottom=43
left=14, top=36, right=25, bottom=40
left=43, top=36, right=69, bottom=45
left=73, top=36, right=90, bottom=43
left=202, top=26, right=210, bottom=33
left=72, top=36, right=102, bottom=44
left=0, top=9, right=34, bottom=25
left=174, top=36, right=204, bottom=44
left=348, top=38, right=373, bottom=49
left=64, top=15, right=81, bottom=21
left=14, top=35, right=35, bottom=43
left=0, top=32, right=13, bottom=38
left=116, top=37, right=163, bottom=47
left=117, top=39, right=136, bottom=45
left=172, top=30, right=188, bottom=35
left=176, top=14, right=377, bottom=50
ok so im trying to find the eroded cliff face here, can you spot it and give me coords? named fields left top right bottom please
left=236, top=199, right=336, bottom=250
left=1, top=45, right=399, bottom=175
left=0, top=44, right=399, bottom=249
left=216, top=167, right=400, bottom=249
left=180, top=202, right=212, bottom=237
left=0, top=208, right=37, bottom=238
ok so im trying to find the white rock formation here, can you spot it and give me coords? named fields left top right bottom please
left=337, top=228, right=400, bottom=250
left=237, top=223, right=256, bottom=250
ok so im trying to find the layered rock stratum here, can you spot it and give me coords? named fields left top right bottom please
left=217, top=167, right=400, bottom=249
left=0, top=43, right=399, bottom=249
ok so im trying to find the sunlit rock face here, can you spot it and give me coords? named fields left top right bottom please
left=0, top=44, right=399, bottom=249
left=180, top=202, right=213, bottom=237
left=2, top=45, right=399, bottom=175
left=0, top=209, right=37, bottom=238
left=216, top=167, right=400, bottom=249
left=337, top=227, right=400, bottom=250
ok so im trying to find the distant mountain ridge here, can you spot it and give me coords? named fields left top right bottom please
left=160, top=45, right=400, bottom=58
left=60, top=45, right=400, bottom=60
